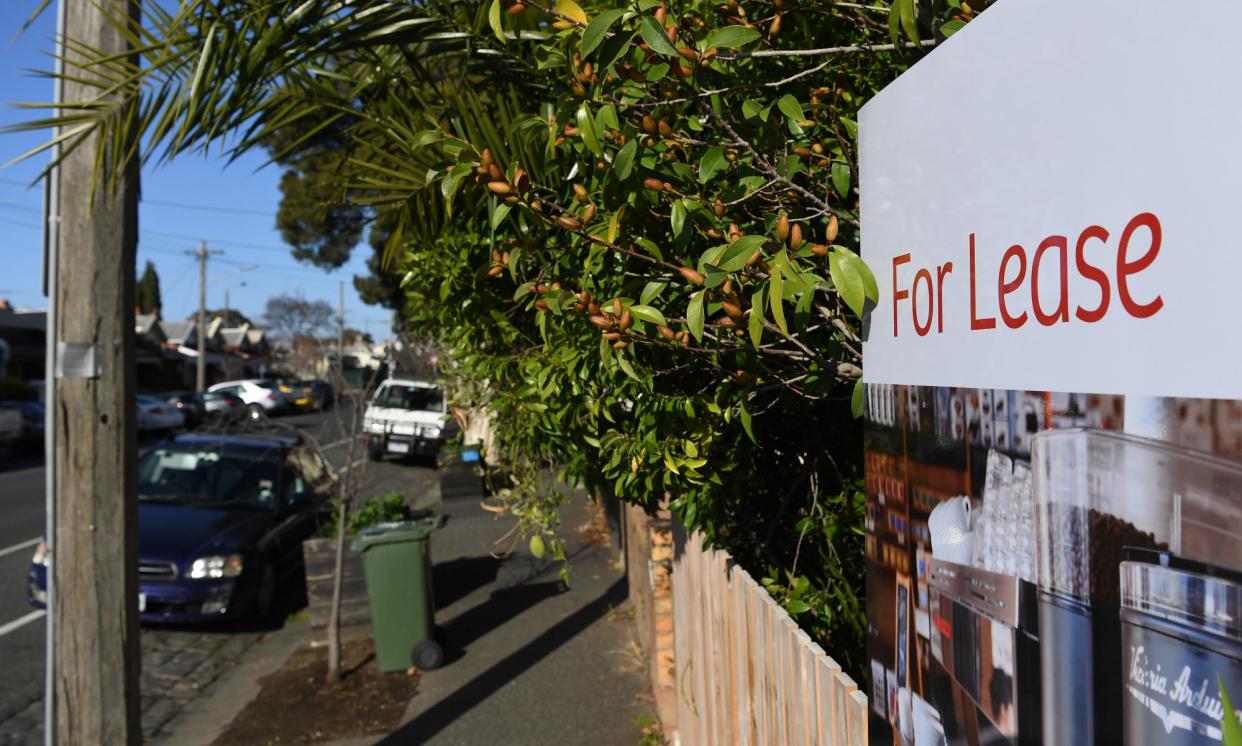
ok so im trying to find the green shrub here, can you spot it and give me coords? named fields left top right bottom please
left=316, top=490, right=409, bottom=538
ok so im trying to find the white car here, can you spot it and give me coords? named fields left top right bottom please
left=206, top=379, right=289, bottom=420
left=362, top=379, right=458, bottom=461
left=136, top=395, right=185, bottom=433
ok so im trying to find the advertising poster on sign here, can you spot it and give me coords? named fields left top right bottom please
left=860, top=2, right=1242, bottom=745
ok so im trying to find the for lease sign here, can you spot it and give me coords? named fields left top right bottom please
left=859, top=1, right=1242, bottom=399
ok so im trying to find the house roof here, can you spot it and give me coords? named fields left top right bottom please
left=219, top=329, right=247, bottom=348
left=0, top=309, right=47, bottom=333
left=161, top=320, right=194, bottom=344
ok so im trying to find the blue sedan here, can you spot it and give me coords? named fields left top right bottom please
left=28, top=432, right=330, bottom=623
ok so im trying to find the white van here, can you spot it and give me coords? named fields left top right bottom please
left=361, top=379, right=457, bottom=461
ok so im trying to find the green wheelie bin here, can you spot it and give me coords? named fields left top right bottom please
left=351, top=514, right=445, bottom=672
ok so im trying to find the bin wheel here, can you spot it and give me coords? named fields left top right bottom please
left=411, top=640, right=444, bottom=671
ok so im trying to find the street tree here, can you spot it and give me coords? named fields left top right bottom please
left=262, top=294, right=336, bottom=344
left=136, top=260, right=161, bottom=316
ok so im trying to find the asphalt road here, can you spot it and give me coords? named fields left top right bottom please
left=0, top=401, right=436, bottom=743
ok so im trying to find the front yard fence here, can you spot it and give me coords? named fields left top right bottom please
left=672, top=530, right=868, bottom=745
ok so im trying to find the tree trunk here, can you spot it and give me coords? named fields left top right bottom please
left=53, top=1, right=142, bottom=742
left=325, top=492, right=349, bottom=681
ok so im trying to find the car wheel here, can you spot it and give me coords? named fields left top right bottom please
left=247, top=403, right=264, bottom=421
left=411, top=639, right=444, bottom=671
left=254, top=564, right=276, bottom=620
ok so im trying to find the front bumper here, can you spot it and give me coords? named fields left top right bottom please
left=365, top=431, right=444, bottom=456
left=28, top=565, right=250, bottom=623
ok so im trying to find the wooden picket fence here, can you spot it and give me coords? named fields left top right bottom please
left=673, top=531, right=868, bottom=745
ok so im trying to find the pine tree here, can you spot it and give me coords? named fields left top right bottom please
left=136, top=261, right=161, bottom=316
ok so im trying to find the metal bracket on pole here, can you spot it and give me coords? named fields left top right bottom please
left=55, top=342, right=101, bottom=379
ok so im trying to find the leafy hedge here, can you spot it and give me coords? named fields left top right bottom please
left=20, top=0, right=985, bottom=679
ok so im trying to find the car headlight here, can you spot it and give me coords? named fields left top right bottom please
left=31, top=542, right=49, bottom=567
left=187, top=554, right=244, bottom=579
left=421, top=425, right=442, bottom=438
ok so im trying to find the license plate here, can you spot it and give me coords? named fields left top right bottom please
left=387, top=441, right=410, bottom=454
left=138, top=593, right=146, bottom=612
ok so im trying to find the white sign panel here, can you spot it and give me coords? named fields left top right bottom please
left=860, top=1, right=1242, bottom=399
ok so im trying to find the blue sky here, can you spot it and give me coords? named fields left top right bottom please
left=0, top=4, right=395, bottom=339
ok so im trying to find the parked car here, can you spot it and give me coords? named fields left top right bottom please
left=0, top=406, right=22, bottom=448
left=202, top=391, right=245, bottom=423
left=162, top=391, right=206, bottom=429
left=362, top=379, right=459, bottom=461
left=206, top=379, right=289, bottom=420
left=275, top=379, right=314, bottom=410
left=0, top=401, right=43, bottom=450
left=136, top=394, right=185, bottom=433
left=301, top=379, right=334, bottom=411
left=28, top=431, right=332, bottom=622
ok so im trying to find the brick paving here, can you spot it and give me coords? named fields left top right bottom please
left=0, top=625, right=271, bottom=745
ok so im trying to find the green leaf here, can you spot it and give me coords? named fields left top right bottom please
left=640, top=281, right=667, bottom=305
left=741, top=99, right=763, bottom=119
left=597, top=29, right=635, bottom=70
left=1220, top=676, right=1242, bottom=746
left=698, top=146, right=727, bottom=182
left=490, top=201, right=512, bottom=230
left=888, top=0, right=902, bottom=46
left=739, top=404, right=755, bottom=444
left=830, top=250, right=865, bottom=317
left=838, top=116, right=858, bottom=140
left=703, top=25, right=761, bottom=49
left=748, top=286, right=765, bottom=349
left=607, top=203, right=625, bottom=243
left=777, top=94, right=805, bottom=122
left=639, top=16, right=680, bottom=57
left=581, top=9, right=625, bottom=56
left=671, top=199, right=687, bottom=238
left=614, top=139, right=638, bottom=179
left=940, top=19, right=966, bottom=37
left=529, top=534, right=546, bottom=559
left=719, top=235, right=766, bottom=272
left=577, top=103, right=602, bottom=157
left=634, top=237, right=664, bottom=260
left=616, top=350, right=640, bottom=381
left=630, top=304, right=666, bottom=326
left=769, top=268, right=788, bottom=336
left=831, top=161, right=851, bottom=198
left=851, top=379, right=865, bottom=418
left=835, top=246, right=878, bottom=302
left=898, top=0, right=919, bottom=45
left=785, top=599, right=811, bottom=615
left=488, top=0, right=506, bottom=44
left=555, top=0, right=588, bottom=25
left=597, top=103, right=620, bottom=132
left=687, top=289, right=705, bottom=342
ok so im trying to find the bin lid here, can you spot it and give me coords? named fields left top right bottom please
left=350, top=514, right=444, bottom=551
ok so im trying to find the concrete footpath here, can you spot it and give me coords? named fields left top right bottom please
left=364, top=471, right=651, bottom=745
left=163, top=464, right=652, bottom=746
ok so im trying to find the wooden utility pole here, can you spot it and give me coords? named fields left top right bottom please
left=188, top=241, right=221, bottom=391
left=53, top=1, right=142, bottom=743
left=337, top=279, right=345, bottom=378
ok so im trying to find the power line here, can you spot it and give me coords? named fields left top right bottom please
left=2, top=179, right=274, bottom=217
left=143, top=198, right=273, bottom=217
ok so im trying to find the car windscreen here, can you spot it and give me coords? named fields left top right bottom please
left=138, top=448, right=280, bottom=508
left=373, top=384, right=444, bottom=412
